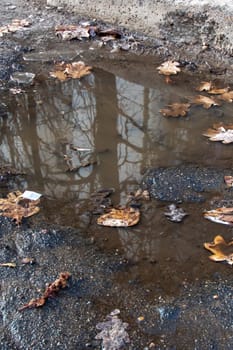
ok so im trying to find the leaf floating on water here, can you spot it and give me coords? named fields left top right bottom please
left=95, top=309, right=130, bottom=350
left=203, top=124, right=233, bottom=144
left=193, top=95, right=220, bottom=109
left=224, top=176, right=233, bottom=188
left=0, top=262, right=16, bottom=268
left=160, top=103, right=191, bottom=117
left=218, top=91, right=233, bottom=103
left=196, top=81, right=212, bottom=92
left=204, top=207, right=233, bottom=225
left=164, top=204, right=188, bottom=222
left=19, top=272, right=71, bottom=311
left=157, top=61, right=181, bottom=76
left=55, top=24, right=90, bottom=40
left=50, top=61, right=92, bottom=81
left=97, top=207, right=140, bottom=227
left=204, top=235, right=233, bottom=265
left=0, top=191, right=40, bottom=224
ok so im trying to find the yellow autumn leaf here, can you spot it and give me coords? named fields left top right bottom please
left=204, top=235, right=233, bottom=265
left=97, top=207, right=140, bottom=227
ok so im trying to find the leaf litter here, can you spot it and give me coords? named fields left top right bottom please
left=204, top=235, right=233, bottom=265
left=203, top=124, right=233, bottom=144
left=0, top=19, right=31, bottom=36
left=95, top=309, right=130, bottom=350
left=19, top=272, right=71, bottom=311
left=157, top=61, right=181, bottom=76
left=164, top=204, right=188, bottom=223
left=160, top=103, right=191, bottom=117
left=50, top=61, right=92, bottom=81
left=0, top=191, right=40, bottom=224
left=204, top=207, right=233, bottom=225
left=192, top=95, right=220, bottom=109
left=97, top=207, right=140, bottom=227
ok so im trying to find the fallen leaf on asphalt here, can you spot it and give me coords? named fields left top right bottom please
left=160, top=103, right=191, bottom=117
left=0, top=262, right=16, bottom=268
left=208, top=87, right=229, bottom=95
left=97, top=207, right=140, bottom=227
left=55, top=24, right=90, bottom=40
left=203, top=124, right=233, bottom=144
left=50, top=61, right=92, bottom=81
left=0, top=191, right=40, bottom=224
left=164, top=204, right=188, bottom=222
left=204, top=235, right=233, bottom=265
left=204, top=207, right=233, bottom=225
left=224, top=176, right=233, bottom=187
left=218, top=91, right=233, bottom=102
left=0, top=19, right=31, bottom=36
left=96, top=309, right=130, bottom=350
left=157, top=61, right=181, bottom=76
left=19, top=272, right=71, bottom=311
left=193, top=95, right=220, bottom=109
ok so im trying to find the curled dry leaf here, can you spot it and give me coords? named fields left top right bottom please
left=97, top=207, right=140, bottom=227
left=19, top=272, right=71, bottom=311
left=0, top=191, right=40, bottom=224
left=196, top=81, right=212, bottom=92
left=157, top=61, right=181, bottom=76
left=50, top=61, right=92, bottom=81
left=203, top=124, right=233, bottom=144
left=193, top=95, right=220, bottom=109
left=0, top=262, right=16, bottom=268
left=218, top=91, right=233, bottom=102
left=224, top=176, right=233, bottom=188
left=0, top=19, right=31, bottom=36
left=196, top=81, right=229, bottom=95
left=204, top=207, right=233, bottom=225
left=204, top=235, right=233, bottom=265
left=160, top=103, right=191, bottom=117
left=55, top=25, right=90, bottom=40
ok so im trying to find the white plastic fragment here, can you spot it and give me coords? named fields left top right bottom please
left=21, top=190, right=42, bottom=201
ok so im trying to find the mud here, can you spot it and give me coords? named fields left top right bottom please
left=0, top=0, right=233, bottom=349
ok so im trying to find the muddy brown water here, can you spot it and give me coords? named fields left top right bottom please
left=1, top=51, right=233, bottom=296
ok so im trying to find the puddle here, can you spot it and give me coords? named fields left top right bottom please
left=1, top=55, right=233, bottom=294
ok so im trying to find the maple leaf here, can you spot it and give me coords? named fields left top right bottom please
left=204, top=235, right=233, bottom=265
left=218, top=91, right=233, bottom=102
left=204, top=207, right=233, bottom=225
left=50, top=61, right=92, bottom=81
left=160, top=103, right=191, bottom=117
left=203, top=124, right=233, bottom=144
left=193, top=95, right=220, bottom=109
left=0, top=191, right=40, bottom=224
left=97, top=207, right=140, bottom=227
left=19, top=272, right=71, bottom=311
left=157, top=61, right=181, bottom=76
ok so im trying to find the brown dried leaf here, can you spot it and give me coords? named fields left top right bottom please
left=203, top=124, right=233, bottom=144
left=193, top=95, right=220, bottom=109
left=50, top=61, right=92, bottom=81
left=208, top=87, right=229, bottom=95
left=204, top=207, right=233, bottom=225
left=19, top=272, right=71, bottom=311
left=98, top=28, right=122, bottom=38
left=0, top=262, right=16, bottom=268
left=0, top=191, right=40, bottom=224
left=97, top=207, right=140, bottom=227
left=160, top=103, right=191, bottom=117
left=224, top=176, right=233, bottom=188
left=55, top=25, right=90, bottom=40
left=218, top=91, right=233, bottom=102
left=0, top=19, right=31, bottom=36
left=157, top=61, right=181, bottom=76
left=196, top=81, right=212, bottom=92
left=204, top=235, right=233, bottom=265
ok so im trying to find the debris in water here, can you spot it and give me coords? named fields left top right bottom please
left=164, top=204, right=188, bottom=222
left=21, top=190, right=42, bottom=201
left=218, top=91, right=233, bottom=103
left=55, top=24, right=90, bottom=40
left=160, top=103, right=191, bottom=117
left=50, top=61, right=92, bottom=81
left=204, top=235, right=233, bottom=265
left=19, top=272, right=71, bottom=311
left=0, top=190, right=40, bottom=224
left=196, top=81, right=229, bottom=95
left=204, top=207, right=233, bottom=225
left=192, top=95, right=220, bottom=109
left=157, top=60, right=181, bottom=76
left=203, top=124, right=233, bottom=144
left=95, top=309, right=130, bottom=350
left=97, top=207, right=140, bottom=227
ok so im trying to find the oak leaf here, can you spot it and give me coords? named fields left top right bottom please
left=97, top=207, right=140, bottom=227
left=203, top=124, right=233, bottom=144
left=204, top=235, right=233, bottom=265
left=0, top=191, right=40, bottom=224
left=157, top=61, right=181, bottom=76
left=160, top=103, right=191, bottom=117
left=204, top=207, right=233, bottom=225
left=193, top=95, right=220, bottom=109
left=50, top=61, right=92, bottom=81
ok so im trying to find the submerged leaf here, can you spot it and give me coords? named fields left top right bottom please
left=50, top=61, right=92, bottom=81
left=0, top=191, right=40, bottom=224
left=157, top=61, right=181, bottom=76
left=193, top=95, right=220, bottom=109
left=160, top=103, right=190, bottom=117
left=203, top=124, right=233, bottom=144
left=204, top=207, right=233, bottom=225
left=204, top=235, right=233, bottom=265
left=97, top=207, right=140, bottom=227
left=164, top=204, right=188, bottom=222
